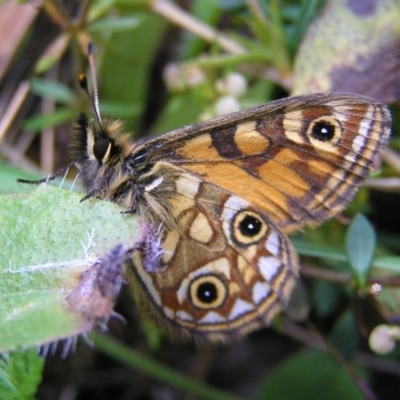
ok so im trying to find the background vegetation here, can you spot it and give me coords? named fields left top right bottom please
left=1, top=0, right=400, bottom=399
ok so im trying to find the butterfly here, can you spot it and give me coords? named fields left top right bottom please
left=64, top=89, right=391, bottom=344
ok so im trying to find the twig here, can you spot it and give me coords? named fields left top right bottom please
left=381, top=147, right=400, bottom=174
left=300, top=265, right=351, bottom=283
left=150, top=0, right=246, bottom=54
left=0, top=82, right=30, bottom=143
left=365, top=177, right=400, bottom=193
left=308, top=323, right=378, bottom=400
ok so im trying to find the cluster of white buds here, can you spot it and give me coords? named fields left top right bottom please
left=163, top=64, right=248, bottom=119
left=163, top=63, right=206, bottom=92
left=214, top=72, right=248, bottom=116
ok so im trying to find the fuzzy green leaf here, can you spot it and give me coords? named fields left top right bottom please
left=0, top=184, right=139, bottom=352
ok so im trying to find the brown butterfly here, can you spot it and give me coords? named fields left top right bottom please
left=66, top=90, right=390, bottom=343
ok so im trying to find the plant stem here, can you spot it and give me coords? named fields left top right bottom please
left=93, top=332, right=246, bottom=400
left=150, top=0, right=246, bottom=54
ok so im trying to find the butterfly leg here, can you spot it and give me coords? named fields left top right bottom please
left=120, top=181, right=139, bottom=214
left=128, top=223, right=164, bottom=273
left=79, top=167, right=117, bottom=203
left=17, top=162, right=75, bottom=185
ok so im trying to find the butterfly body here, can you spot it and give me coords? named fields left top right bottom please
left=70, top=93, right=390, bottom=343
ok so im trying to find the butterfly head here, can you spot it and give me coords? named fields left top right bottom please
left=69, top=113, right=140, bottom=202
left=68, top=64, right=139, bottom=201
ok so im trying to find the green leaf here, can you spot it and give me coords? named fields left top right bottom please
left=22, top=108, right=75, bottom=131
left=292, top=239, right=347, bottom=262
left=89, top=16, right=143, bottom=32
left=0, top=185, right=139, bottom=352
left=313, top=280, right=343, bottom=317
left=0, top=349, right=44, bottom=400
left=0, top=163, right=41, bottom=192
left=34, top=34, right=70, bottom=74
left=373, top=255, right=400, bottom=271
left=248, top=0, right=291, bottom=72
left=180, top=0, right=224, bottom=59
left=95, top=11, right=168, bottom=130
left=34, top=55, right=59, bottom=75
left=345, top=214, right=376, bottom=287
left=29, top=78, right=76, bottom=105
left=293, top=238, right=400, bottom=272
left=150, top=92, right=202, bottom=135
left=257, top=350, right=364, bottom=400
left=288, top=0, right=324, bottom=53
left=100, top=100, right=142, bottom=119
left=330, top=311, right=358, bottom=359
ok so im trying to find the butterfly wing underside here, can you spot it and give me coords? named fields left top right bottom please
left=130, top=168, right=298, bottom=343
left=141, top=93, right=391, bottom=233
left=69, top=92, right=390, bottom=343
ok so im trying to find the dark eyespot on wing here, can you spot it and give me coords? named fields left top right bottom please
left=189, top=275, right=228, bottom=309
left=238, top=214, right=262, bottom=237
left=311, top=121, right=336, bottom=142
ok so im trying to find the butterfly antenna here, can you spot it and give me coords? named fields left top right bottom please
left=88, top=43, right=101, bottom=123
left=78, top=43, right=102, bottom=125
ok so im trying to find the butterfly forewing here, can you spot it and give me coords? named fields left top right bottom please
left=131, top=93, right=390, bottom=233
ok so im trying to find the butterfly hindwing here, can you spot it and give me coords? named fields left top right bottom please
left=129, top=166, right=298, bottom=343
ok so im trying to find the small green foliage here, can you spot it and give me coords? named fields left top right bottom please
left=29, top=78, right=77, bottom=105
left=180, top=0, right=224, bottom=59
left=35, top=56, right=60, bottom=75
left=0, top=349, right=44, bottom=400
left=330, top=311, right=358, bottom=359
left=23, top=108, right=75, bottom=132
left=93, top=332, right=245, bottom=400
left=88, top=16, right=143, bottom=32
left=257, top=350, right=364, bottom=400
left=0, top=163, right=40, bottom=192
left=346, top=214, right=376, bottom=287
left=313, top=280, right=343, bottom=317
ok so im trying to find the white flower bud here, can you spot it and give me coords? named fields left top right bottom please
left=214, top=95, right=241, bottom=116
left=215, top=73, right=248, bottom=98
left=370, top=283, right=382, bottom=296
left=224, top=72, right=248, bottom=97
left=186, top=67, right=206, bottom=88
left=163, top=64, right=206, bottom=91
left=163, top=63, right=185, bottom=91
left=369, top=324, right=400, bottom=355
